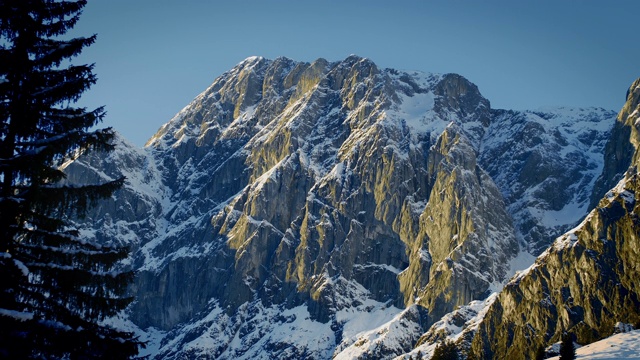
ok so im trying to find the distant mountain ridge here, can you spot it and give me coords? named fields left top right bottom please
left=62, top=56, right=623, bottom=359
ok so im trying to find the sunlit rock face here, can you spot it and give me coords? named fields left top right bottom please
left=469, top=79, right=640, bottom=360
left=64, top=56, right=617, bottom=359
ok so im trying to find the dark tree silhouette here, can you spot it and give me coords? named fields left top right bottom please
left=0, top=0, right=141, bottom=358
left=432, top=340, right=459, bottom=360
left=559, top=333, right=576, bottom=360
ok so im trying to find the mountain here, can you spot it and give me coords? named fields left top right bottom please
left=467, top=78, right=640, bottom=360
left=480, top=107, right=612, bottom=255
left=63, top=56, right=618, bottom=359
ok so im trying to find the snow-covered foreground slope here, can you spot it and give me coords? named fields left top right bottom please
left=64, top=56, right=621, bottom=359
left=547, top=330, right=640, bottom=359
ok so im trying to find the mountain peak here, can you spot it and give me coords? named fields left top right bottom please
left=66, top=56, right=623, bottom=359
left=238, top=55, right=265, bottom=65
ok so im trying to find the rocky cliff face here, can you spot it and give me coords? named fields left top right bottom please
left=481, top=107, right=613, bottom=255
left=468, top=78, right=640, bottom=360
left=63, top=56, right=617, bottom=359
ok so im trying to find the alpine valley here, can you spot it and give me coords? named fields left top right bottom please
left=62, top=56, right=640, bottom=359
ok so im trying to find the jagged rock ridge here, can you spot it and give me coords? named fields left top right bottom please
left=63, top=56, right=617, bottom=359
left=467, top=78, right=640, bottom=360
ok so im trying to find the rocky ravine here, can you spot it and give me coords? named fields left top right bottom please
left=63, top=56, right=617, bottom=359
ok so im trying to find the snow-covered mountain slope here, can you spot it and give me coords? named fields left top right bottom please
left=468, top=78, right=640, bottom=360
left=547, top=329, right=640, bottom=359
left=480, top=107, right=614, bottom=255
left=62, top=133, right=165, bottom=253
left=64, top=56, right=619, bottom=359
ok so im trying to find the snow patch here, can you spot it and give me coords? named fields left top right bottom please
left=0, top=308, right=34, bottom=321
left=490, top=251, right=536, bottom=293
left=547, top=330, right=640, bottom=359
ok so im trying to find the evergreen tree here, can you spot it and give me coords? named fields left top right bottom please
left=559, top=333, right=576, bottom=360
left=0, top=0, right=141, bottom=358
left=432, top=340, right=459, bottom=360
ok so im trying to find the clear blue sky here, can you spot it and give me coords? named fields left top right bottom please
left=70, top=1, right=639, bottom=147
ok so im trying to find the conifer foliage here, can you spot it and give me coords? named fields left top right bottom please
left=431, top=340, right=459, bottom=360
left=559, top=333, right=576, bottom=360
left=0, top=0, right=140, bottom=358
